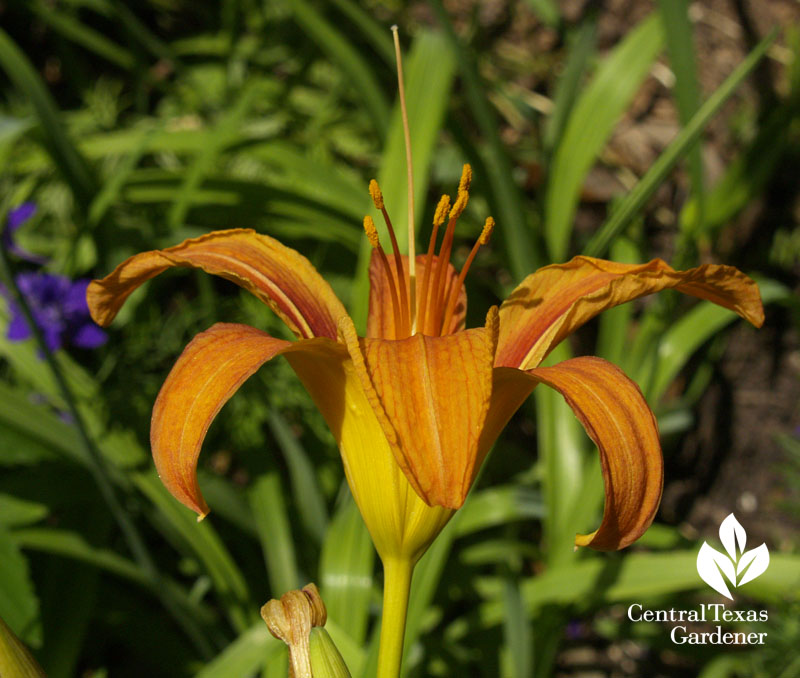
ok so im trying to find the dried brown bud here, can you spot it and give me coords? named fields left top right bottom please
left=262, top=583, right=343, bottom=678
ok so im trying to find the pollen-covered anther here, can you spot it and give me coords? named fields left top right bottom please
left=433, top=195, right=451, bottom=228
left=449, top=188, right=470, bottom=222
left=363, top=216, right=380, bottom=248
left=480, top=217, right=495, bottom=245
left=447, top=166, right=472, bottom=222
left=368, top=179, right=385, bottom=210
left=458, top=163, right=472, bottom=193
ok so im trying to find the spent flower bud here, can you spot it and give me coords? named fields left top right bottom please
left=262, top=583, right=351, bottom=678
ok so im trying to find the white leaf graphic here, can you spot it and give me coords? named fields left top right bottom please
left=719, top=513, right=746, bottom=561
left=697, top=542, right=736, bottom=600
left=737, top=543, right=770, bottom=587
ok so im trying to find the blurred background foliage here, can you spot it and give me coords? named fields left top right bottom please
left=0, top=0, right=799, bottom=676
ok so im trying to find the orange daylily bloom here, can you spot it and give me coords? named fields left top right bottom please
left=87, top=166, right=763, bottom=561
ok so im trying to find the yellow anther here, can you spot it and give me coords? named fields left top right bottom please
left=433, top=195, right=451, bottom=228
left=449, top=189, right=469, bottom=221
left=458, top=164, right=472, bottom=193
left=479, top=216, right=495, bottom=245
left=368, top=179, right=385, bottom=210
left=485, top=305, right=499, bottom=354
left=363, top=216, right=380, bottom=248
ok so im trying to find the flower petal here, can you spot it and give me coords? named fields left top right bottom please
left=151, top=322, right=339, bottom=517
left=87, top=229, right=349, bottom=340
left=341, top=314, right=495, bottom=509
left=367, top=252, right=466, bottom=339
left=496, top=256, right=765, bottom=369
left=7, top=202, right=36, bottom=231
left=286, top=322, right=454, bottom=562
left=513, top=356, right=663, bottom=550
left=71, top=322, right=107, bottom=349
left=6, top=309, right=31, bottom=341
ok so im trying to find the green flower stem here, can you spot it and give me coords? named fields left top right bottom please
left=376, top=557, right=414, bottom=678
left=0, top=243, right=213, bottom=657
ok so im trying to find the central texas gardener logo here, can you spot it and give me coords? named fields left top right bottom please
left=697, top=513, right=769, bottom=600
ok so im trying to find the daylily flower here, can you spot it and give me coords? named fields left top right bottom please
left=87, top=165, right=763, bottom=561
left=87, top=166, right=762, bottom=677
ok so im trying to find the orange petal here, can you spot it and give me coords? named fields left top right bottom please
left=509, top=356, right=663, bottom=550
left=341, top=315, right=495, bottom=509
left=87, top=229, right=348, bottom=340
left=496, top=256, right=765, bottom=369
left=151, top=322, right=341, bottom=517
left=367, top=252, right=466, bottom=339
left=287, top=319, right=454, bottom=562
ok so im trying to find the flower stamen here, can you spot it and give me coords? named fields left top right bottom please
left=364, top=216, right=403, bottom=337
left=370, top=179, right=410, bottom=336
left=440, top=217, right=494, bottom=335
left=364, top=164, right=493, bottom=337
left=427, top=164, right=471, bottom=334
left=418, top=194, right=450, bottom=334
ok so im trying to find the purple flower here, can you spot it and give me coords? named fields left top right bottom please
left=8, top=203, right=36, bottom=230
left=3, top=202, right=47, bottom=264
left=4, top=273, right=107, bottom=352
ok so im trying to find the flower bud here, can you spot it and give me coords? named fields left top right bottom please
left=308, top=627, right=351, bottom=678
left=261, top=583, right=351, bottom=678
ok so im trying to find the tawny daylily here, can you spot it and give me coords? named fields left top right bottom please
left=87, top=165, right=763, bottom=677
